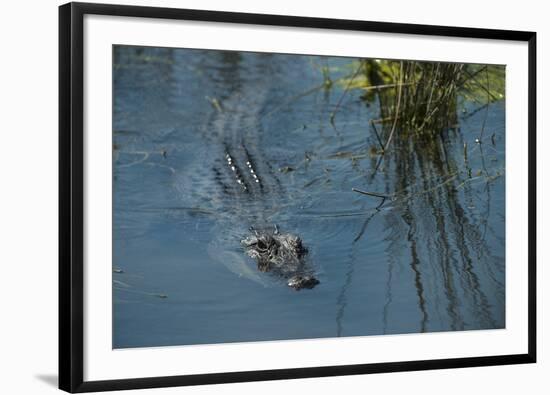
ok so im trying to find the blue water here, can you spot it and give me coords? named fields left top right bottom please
left=113, top=46, right=505, bottom=348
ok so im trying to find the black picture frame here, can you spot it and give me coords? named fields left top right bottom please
left=59, top=2, right=537, bottom=392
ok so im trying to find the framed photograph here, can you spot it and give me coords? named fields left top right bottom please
left=59, top=2, right=536, bottom=392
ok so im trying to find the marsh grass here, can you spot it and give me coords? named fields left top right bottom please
left=332, top=59, right=505, bottom=151
left=324, top=58, right=507, bottom=225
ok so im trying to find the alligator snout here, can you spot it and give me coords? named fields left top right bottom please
left=241, top=226, right=319, bottom=290
left=287, top=275, right=320, bottom=290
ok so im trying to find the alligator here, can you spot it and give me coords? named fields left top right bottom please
left=173, top=54, right=320, bottom=290
left=225, top=146, right=319, bottom=290
left=217, top=145, right=319, bottom=290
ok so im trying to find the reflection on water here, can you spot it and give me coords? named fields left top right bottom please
left=113, top=46, right=505, bottom=348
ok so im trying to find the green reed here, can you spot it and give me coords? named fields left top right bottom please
left=347, top=59, right=505, bottom=151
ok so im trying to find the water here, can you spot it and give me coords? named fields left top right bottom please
left=113, top=46, right=505, bottom=348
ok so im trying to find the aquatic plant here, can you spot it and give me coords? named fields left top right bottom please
left=367, top=60, right=503, bottom=146
left=329, top=59, right=504, bottom=152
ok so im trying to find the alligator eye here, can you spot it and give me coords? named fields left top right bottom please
left=257, top=240, right=267, bottom=250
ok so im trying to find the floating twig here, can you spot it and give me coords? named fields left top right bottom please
left=352, top=188, right=392, bottom=199
left=279, top=166, right=294, bottom=173
left=205, top=96, right=222, bottom=112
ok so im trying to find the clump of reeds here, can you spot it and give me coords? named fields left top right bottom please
left=367, top=60, right=462, bottom=140
left=354, top=59, right=504, bottom=151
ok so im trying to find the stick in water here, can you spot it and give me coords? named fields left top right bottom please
left=352, top=188, right=391, bottom=199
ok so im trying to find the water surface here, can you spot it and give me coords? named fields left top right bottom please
left=113, top=46, right=505, bottom=348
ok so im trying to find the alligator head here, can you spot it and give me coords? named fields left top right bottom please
left=241, top=226, right=319, bottom=290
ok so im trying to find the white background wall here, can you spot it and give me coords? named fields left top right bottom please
left=0, top=0, right=547, bottom=394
